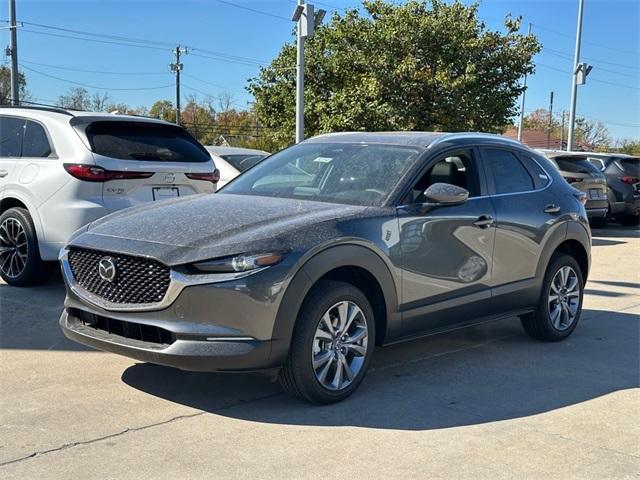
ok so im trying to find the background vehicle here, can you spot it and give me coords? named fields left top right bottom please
left=538, top=150, right=608, bottom=227
left=204, top=146, right=269, bottom=187
left=60, top=132, right=590, bottom=404
left=584, top=153, right=639, bottom=226
left=0, top=105, right=218, bottom=286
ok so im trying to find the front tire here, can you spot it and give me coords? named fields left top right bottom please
left=520, top=253, right=584, bottom=341
left=279, top=280, right=376, bottom=404
left=0, top=208, right=47, bottom=286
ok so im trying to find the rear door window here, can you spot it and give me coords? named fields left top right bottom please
left=85, top=121, right=211, bottom=163
left=482, top=148, right=534, bottom=194
left=22, top=121, right=53, bottom=158
left=0, top=116, right=25, bottom=157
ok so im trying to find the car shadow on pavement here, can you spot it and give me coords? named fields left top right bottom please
left=121, top=309, right=639, bottom=431
left=0, top=267, right=92, bottom=351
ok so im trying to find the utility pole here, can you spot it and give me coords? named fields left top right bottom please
left=170, top=46, right=187, bottom=126
left=567, top=0, right=585, bottom=151
left=517, top=22, right=532, bottom=142
left=291, top=1, right=326, bottom=143
left=547, top=91, right=554, bottom=149
left=8, top=0, right=19, bottom=105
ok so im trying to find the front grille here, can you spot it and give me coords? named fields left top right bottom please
left=68, top=247, right=171, bottom=305
left=71, top=308, right=175, bottom=345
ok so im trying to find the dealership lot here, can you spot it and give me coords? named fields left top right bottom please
left=1, top=226, right=638, bottom=479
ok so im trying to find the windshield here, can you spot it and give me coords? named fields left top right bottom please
left=219, top=154, right=266, bottom=172
left=86, top=121, right=211, bottom=162
left=223, top=142, right=422, bottom=206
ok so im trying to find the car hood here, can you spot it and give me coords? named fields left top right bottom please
left=70, top=193, right=367, bottom=265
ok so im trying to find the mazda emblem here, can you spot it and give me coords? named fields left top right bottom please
left=98, top=257, right=118, bottom=283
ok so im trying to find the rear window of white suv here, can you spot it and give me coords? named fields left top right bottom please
left=85, top=121, right=211, bottom=163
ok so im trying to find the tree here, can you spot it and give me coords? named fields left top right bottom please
left=180, top=95, right=217, bottom=144
left=248, top=0, right=541, bottom=147
left=0, top=66, right=28, bottom=105
left=149, top=100, right=176, bottom=123
left=523, top=108, right=560, bottom=132
left=57, top=87, right=92, bottom=110
left=90, top=91, right=111, bottom=111
left=613, top=139, right=640, bottom=156
left=574, top=117, right=610, bottom=150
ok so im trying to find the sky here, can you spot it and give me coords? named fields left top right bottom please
left=1, top=0, right=639, bottom=141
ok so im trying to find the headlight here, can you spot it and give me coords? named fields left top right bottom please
left=193, top=253, right=284, bottom=273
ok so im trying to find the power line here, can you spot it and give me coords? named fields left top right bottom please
left=532, top=22, right=640, bottom=57
left=536, top=62, right=640, bottom=90
left=543, top=47, right=639, bottom=72
left=20, top=28, right=168, bottom=51
left=213, top=0, right=290, bottom=21
left=20, top=64, right=174, bottom=91
left=20, top=59, right=169, bottom=76
left=182, top=73, right=248, bottom=95
left=18, top=20, right=176, bottom=47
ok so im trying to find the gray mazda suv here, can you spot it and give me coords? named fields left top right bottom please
left=59, top=132, right=591, bottom=404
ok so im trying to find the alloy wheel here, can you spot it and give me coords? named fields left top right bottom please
left=548, top=266, right=580, bottom=331
left=0, top=218, right=28, bottom=279
left=312, top=300, right=369, bottom=391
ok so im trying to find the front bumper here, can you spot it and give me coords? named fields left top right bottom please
left=59, top=249, right=298, bottom=372
left=59, top=308, right=274, bottom=372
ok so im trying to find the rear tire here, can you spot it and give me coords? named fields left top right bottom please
left=279, top=280, right=375, bottom=404
left=0, top=208, right=47, bottom=287
left=520, top=253, right=584, bottom=342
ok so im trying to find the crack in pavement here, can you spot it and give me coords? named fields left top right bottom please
left=0, top=392, right=282, bottom=468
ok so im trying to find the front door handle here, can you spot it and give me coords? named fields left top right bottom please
left=473, top=215, right=494, bottom=228
left=0, top=170, right=8, bottom=178
left=544, top=204, right=561, bottom=214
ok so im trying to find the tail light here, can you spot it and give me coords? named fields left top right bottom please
left=64, top=164, right=154, bottom=182
left=186, top=169, right=220, bottom=184
left=619, top=176, right=639, bottom=185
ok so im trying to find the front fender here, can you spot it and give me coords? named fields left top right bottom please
left=268, top=242, right=401, bottom=366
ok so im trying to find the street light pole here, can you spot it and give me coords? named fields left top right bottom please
left=295, top=0, right=305, bottom=144
left=8, top=0, right=19, bottom=105
left=567, top=0, right=585, bottom=152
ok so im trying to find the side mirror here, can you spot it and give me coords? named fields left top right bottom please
left=423, top=182, right=469, bottom=206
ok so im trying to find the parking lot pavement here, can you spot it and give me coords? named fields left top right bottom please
left=1, top=227, right=638, bottom=479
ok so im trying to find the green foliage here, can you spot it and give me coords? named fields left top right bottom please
left=613, top=140, right=640, bottom=156
left=149, top=100, right=176, bottom=123
left=0, top=66, right=27, bottom=105
left=248, top=0, right=541, bottom=148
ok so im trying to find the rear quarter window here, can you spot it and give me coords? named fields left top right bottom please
left=22, top=121, right=53, bottom=158
left=85, top=121, right=211, bottom=163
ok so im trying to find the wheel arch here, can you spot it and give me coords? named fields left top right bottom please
left=269, top=243, right=401, bottom=366
left=536, top=221, right=590, bottom=283
left=0, top=193, right=45, bottom=249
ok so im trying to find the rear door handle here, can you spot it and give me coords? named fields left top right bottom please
left=0, top=170, right=8, bottom=178
left=473, top=215, right=494, bottom=228
left=544, top=204, right=561, bottom=214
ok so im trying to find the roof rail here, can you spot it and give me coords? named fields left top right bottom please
left=0, top=104, right=76, bottom=117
